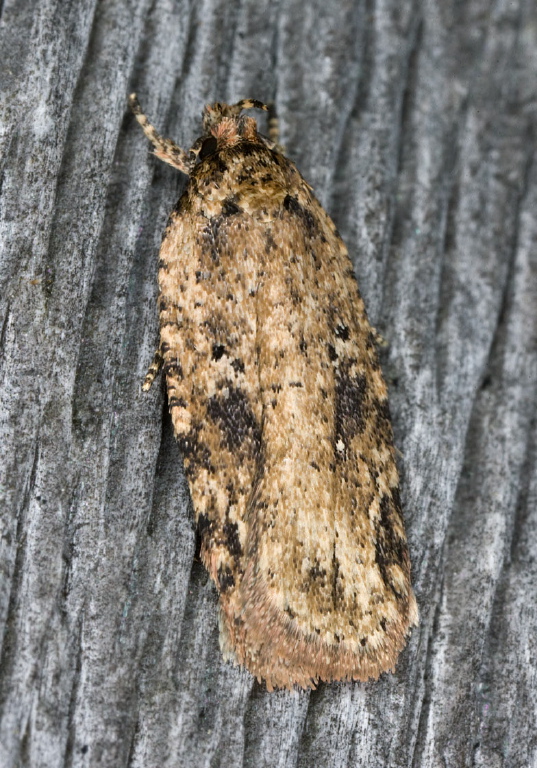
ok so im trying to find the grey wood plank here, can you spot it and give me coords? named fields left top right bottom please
left=0, top=0, right=536, bottom=766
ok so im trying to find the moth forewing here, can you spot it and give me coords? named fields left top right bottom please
left=130, top=93, right=418, bottom=690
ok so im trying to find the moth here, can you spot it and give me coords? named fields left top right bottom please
left=130, top=93, right=418, bottom=690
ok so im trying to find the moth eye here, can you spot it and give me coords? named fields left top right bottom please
left=199, top=137, right=218, bottom=160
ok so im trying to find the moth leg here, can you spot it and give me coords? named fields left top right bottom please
left=371, top=327, right=388, bottom=348
left=129, top=93, right=192, bottom=174
left=142, top=348, right=163, bottom=391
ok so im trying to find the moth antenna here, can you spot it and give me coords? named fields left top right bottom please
left=129, top=93, right=192, bottom=174
left=231, top=99, right=269, bottom=115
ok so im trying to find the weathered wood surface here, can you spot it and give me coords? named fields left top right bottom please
left=1, top=0, right=536, bottom=766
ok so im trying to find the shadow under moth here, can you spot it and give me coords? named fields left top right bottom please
left=130, top=93, right=418, bottom=690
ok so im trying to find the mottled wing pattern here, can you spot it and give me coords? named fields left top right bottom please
left=158, top=170, right=263, bottom=599
left=158, top=141, right=417, bottom=690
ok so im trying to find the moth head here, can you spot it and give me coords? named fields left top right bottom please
left=196, top=99, right=269, bottom=157
left=202, top=99, right=268, bottom=132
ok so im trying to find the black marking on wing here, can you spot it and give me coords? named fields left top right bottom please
left=374, top=492, right=408, bottom=598
left=282, top=194, right=318, bottom=238
left=207, top=386, right=261, bottom=455
left=334, top=370, right=367, bottom=450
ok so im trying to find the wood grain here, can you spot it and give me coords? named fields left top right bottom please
left=0, top=0, right=536, bottom=765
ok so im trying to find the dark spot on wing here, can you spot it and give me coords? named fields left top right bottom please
left=201, top=218, right=223, bottom=263
left=212, top=344, right=226, bottom=361
left=334, top=370, right=367, bottom=451
left=205, top=154, right=229, bottom=175
left=223, top=521, right=243, bottom=559
left=237, top=142, right=263, bottom=158
left=309, top=560, right=327, bottom=581
left=374, top=492, right=408, bottom=599
left=200, top=198, right=244, bottom=261
left=282, top=194, right=318, bottom=237
left=284, top=605, right=297, bottom=620
left=231, top=358, right=245, bottom=374
left=221, top=197, right=242, bottom=217
left=207, top=386, right=261, bottom=455
left=327, top=344, right=338, bottom=361
left=374, top=399, right=393, bottom=436
left=177, top=425, right=214, bottom=478
left=335, top=324, right=350, bottom=341
left=283, top=194, right=301, bottom=215
left=264, top=231, right=277, bottom=252
left=366, top=331, right=377, bottom=349
left=217, top=565, right=235, bottom=593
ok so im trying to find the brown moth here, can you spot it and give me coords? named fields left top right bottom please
left=130, top=94, right=418, bottom=690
